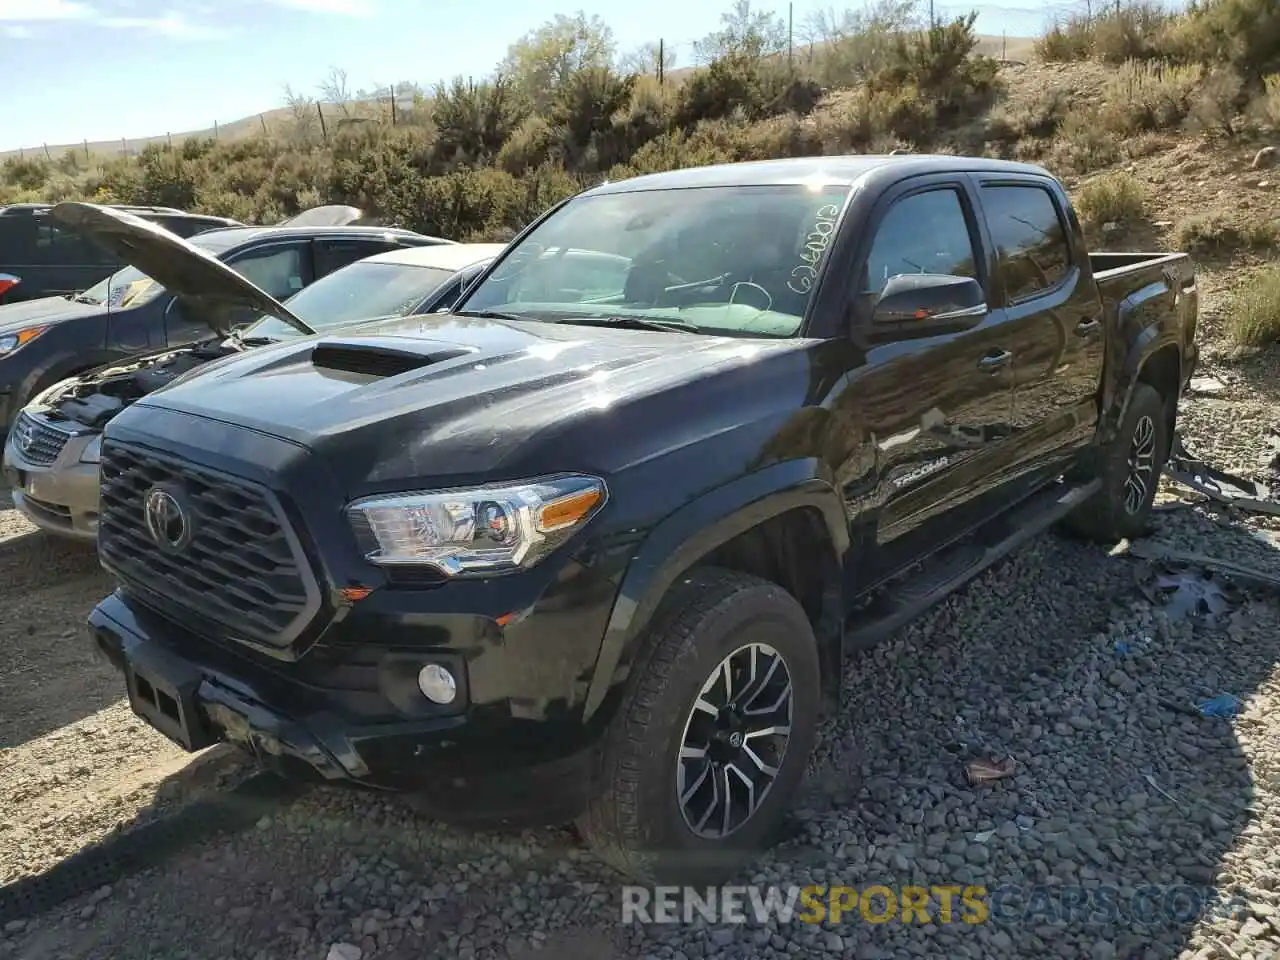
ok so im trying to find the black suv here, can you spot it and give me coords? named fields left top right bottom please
left=0, top=203, right=240, bottom=305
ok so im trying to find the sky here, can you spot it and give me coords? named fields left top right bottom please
left=0, top=0, right=1082, bottom=152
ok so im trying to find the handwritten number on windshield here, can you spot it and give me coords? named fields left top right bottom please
left=787, top=204, right=841, bottom=294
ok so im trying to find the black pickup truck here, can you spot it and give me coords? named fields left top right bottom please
left=87, top=156, right=1197, bottom=882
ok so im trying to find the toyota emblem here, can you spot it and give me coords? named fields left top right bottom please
left=143, top=486, right=192, bottom=551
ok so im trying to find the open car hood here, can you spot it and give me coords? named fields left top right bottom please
left=49, top=202, right=313, bottom=337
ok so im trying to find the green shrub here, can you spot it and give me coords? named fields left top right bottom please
left=1097, top=59, right=1203, bottom=135
left=1075, top=172, right=1146, bottom=225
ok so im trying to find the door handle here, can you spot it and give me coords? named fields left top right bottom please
left=978, top=350, right=1012, bottom=372
left=1076, top=317, right=1102, bottom=336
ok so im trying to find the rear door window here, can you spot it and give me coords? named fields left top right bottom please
left=0, top=217, right=36, bottom=263
left=313, top=238, right=404, bottom=279
left=227, top=243, right=309, bottom=300
left=980, top=184, right=1073, bottom=303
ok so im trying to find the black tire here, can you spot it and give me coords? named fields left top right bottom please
left=578, top=567, right=820, bottom=885
left=1065, top=382, right=1170, bottom=542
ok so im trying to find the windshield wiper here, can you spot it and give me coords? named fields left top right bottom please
left=453, top=309, right=534, bottom=323
left=554, top=315, right=698, bottom=334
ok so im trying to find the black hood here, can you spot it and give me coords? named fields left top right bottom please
left=49, top=202, right=313, bottom=337
left=118, top=312, right=811, bottom=493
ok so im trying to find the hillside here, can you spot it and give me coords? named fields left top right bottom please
left=0, top=33, right=1036, bottom=162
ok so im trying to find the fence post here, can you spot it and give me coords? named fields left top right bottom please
left=84, top=139, right=90, bottom=161
left=260, top=114, right=268, bottom=136
left=214, top=119, right=220, bottom=139
left=317, top=102, right=328, bottom=143
left=658, top=39, right=665, bottom=85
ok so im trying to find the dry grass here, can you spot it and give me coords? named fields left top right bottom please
left=1229, top=266, right=1280, bottom=346
left=1076, top=171, right=1147, bottom=225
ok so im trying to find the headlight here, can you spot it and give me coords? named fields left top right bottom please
left=80, top=434, right=102, bottom=464
left=347, top=474, right=607, bottom=576
left=0, top=326, right=48, bottom=357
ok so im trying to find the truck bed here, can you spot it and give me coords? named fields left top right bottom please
left=1089, top=250, right=1195, bottom=304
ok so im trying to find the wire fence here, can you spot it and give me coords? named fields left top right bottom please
left=6, top=0, right=1089, bottom=163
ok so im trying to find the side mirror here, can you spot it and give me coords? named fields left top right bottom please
left=872, top=273, right=986, bottom=326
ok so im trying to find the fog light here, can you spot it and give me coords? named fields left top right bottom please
left=417, top=664, right=457, bottom=704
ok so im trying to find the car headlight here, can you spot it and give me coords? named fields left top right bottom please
left=347, top=474, right=607, bottom=576
left=0, top=326, right=48, bottom=357
left=80, top=434, right=102, bottom=464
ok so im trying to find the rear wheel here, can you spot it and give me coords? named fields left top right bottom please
left=1065, top=382, right=1170, bottom=542
left=578, top=567, right=820, bottom=884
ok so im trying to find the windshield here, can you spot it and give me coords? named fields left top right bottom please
left=245, top=261, right=459, bottom=340
left=73, top=231, right=237, bottom=309
left=460, top=183, right=854, bottom=337
left=77, top=265, right=165, bottom=308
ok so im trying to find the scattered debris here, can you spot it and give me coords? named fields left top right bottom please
left=1188, top=375, right=1227, bottom=395
left=1196, top=694, right=1242, bottom=719
left=1143, top=773, right=1183, bottom=809
left=1159, top=698, right=1206, bottom=718
left=1115, top=635, right=1154, bottom=655
left=964, top=756, right=1016, bottom=787
left=1126, top=541, right=1280, bottom=595
left=1162, top=434, right=1280, bottom=515
left=1137, top=562, right=1243, bottom=624
left=972, top=828, right=996, bottom=843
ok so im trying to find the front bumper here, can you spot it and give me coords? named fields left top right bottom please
left=89, top=592, right=598, bottom=826
left=3, top=416, right=101, bottom=541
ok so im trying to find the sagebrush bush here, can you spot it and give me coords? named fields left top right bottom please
left=1176, top=212, right=1280, bottom=253
left=1046, top=110, right=1121, bottom=174
left=6, top=1, right=1271, bottom=247
left=1075, top=172, right=1147, bottom=225
left=1098, top=60, right=1203, bottom=135
left=1229, top=266, right=1280, bottom=346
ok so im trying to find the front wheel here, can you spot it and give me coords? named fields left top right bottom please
left=578, top=568, right=820, bottom=884
left=1065, top=381, right=1170, bottom=542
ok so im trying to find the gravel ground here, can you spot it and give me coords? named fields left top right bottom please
left=3, top=348, right=1280, bottom=959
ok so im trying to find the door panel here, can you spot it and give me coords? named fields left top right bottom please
left=845, top=183, right=1016, bottom=546
left=979, top=181, right=1105, bottom=475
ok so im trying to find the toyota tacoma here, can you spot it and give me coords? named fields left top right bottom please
left=87, top=155, right=1198, bottom=882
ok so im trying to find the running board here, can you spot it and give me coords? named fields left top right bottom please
left=845, top=478, right=1101, bottom=650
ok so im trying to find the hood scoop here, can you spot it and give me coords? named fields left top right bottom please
left=310, top=339, right=473, bottom=378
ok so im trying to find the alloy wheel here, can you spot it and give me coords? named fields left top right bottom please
left=675, top=642, right=794, bottom=840
left=1123, top=414, right=1157, bottom=515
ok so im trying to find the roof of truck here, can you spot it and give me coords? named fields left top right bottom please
left=586, top=155, right=1057, bottom=195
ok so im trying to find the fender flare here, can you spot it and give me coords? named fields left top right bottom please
left=1104, top=315, right=1183, bottom=441
left=582, top=458, right=849, bottom=722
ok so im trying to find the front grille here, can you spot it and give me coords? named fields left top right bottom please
left=98, top=440, right=319, bottom=648
left=12, top=412, right=70, bottom=465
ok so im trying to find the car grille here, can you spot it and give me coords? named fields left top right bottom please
left=12, top=412, right=71, bottom=466
left=98, top=439, right=319, bottom=648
